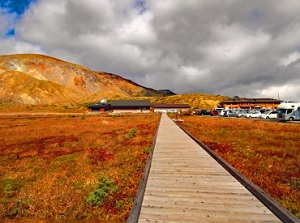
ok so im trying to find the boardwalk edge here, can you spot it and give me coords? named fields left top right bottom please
left=126, top=114, right=162, bottom=223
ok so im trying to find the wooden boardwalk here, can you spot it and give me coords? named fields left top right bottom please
left=137, top=114, right=282, bottom=223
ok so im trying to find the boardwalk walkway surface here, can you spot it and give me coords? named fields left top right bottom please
left=137, top=114, right=282, bottom=223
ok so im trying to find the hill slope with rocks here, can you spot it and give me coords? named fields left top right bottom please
left=0, top=54, right=174, bottom=105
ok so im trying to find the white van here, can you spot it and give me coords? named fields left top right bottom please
left=277, top=102, right=300, bottom=121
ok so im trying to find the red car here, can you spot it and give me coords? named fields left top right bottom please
left=209, top=110, right=219, bottom=116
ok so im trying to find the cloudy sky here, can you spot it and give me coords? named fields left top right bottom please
left=1, top=0, right=300, bottom=100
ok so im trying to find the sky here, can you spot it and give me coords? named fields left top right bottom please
left=1, top=0, right=300, bottom=100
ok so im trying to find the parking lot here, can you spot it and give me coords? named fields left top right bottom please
left=193, top=108, right=300, bottom=123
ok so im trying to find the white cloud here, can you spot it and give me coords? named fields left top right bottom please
left=279, top=51, right=300, bottom=67
left=0, top=38, right=43, bottom=55
left=0, top=8, right=14, bottom=38
left=116, top=12, right=156, bottom=45
left=180, top=66, right=210, bottom=83
left=205, top=24, right=271, bottom=63
left=259, top=83, right=300, bottom=102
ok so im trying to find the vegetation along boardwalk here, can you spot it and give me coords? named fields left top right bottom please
left=131, top=114, right=292, bottom=223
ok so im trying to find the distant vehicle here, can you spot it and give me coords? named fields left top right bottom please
left=194, top=109, right=210, bottom=115
left=210, top=110, right=219, bottom=116
left=259, top=110, right=278, bottom=119
left=259, top=109, right=271, bottom=114
left=223, top=110, right=237, bottom=117
left=245, top=110, right=261, bottom=118
left=236, top=109, right=247, bottom=117
left=277, top=102, right=300, bottom=121
left=218, top=110, right=226, bottom=116
left=167, top=109, right=178, bottom=113
left=215, top=108, right=224, bottom=113
left=241, top=110, right=252, bottom=118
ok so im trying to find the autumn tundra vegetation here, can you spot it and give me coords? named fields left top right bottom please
left=174, top=114, right=300, bottom=219
left=0, top=113, right=160, bottom=222
left=1, top=111, right=300, bottom=221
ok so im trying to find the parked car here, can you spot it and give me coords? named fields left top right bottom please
left=237, top=109, right=250, bottom=118
left=214, top=108, right=224, bottom=116
left=260, top=109, right=271, bottom=114
left=219, top=110, right=226, bottom=116
left=193, top=110, right=200, bottom=115
left=245, top=110, right=261, bottom=118
left=260, top=110, right=278, bottom=119
left=223, top=110, right=237, bottom=117
left=194, top=109, right=210, bottom=115
left=215, top=108, right=224, bottom=113
left=236, top=109, right=247, bottom=117
left=210, top=110, right=219, bottom=116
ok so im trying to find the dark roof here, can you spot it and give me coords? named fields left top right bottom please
left=222, top=98, right=282, bottom=103
left=153, top=104, right=190, bottom=109
left=111, top=100, right=151, bottom=107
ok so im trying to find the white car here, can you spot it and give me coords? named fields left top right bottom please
left=245, top=110, right=261, bottom=118
left=236, top=109, right=247, bottom=117
left=260, top=110, right=278, bottom=119
left=218, top=110, right=226, bottom=116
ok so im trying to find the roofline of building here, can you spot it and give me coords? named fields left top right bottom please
left=222, top=98, right=282, bottom=103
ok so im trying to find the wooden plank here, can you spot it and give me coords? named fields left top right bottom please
left=138, top=114, right=282, bottom=223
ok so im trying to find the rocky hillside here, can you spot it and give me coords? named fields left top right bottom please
left=0, top=54, right=174, bottom=105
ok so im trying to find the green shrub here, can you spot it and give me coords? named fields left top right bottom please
left=86, top=176, right=117, bottom=206
left=1, top=178, right=21, bottom=198
left=144, top=147, right=151, bottom=153
left=116, top=199, right=124, bottom=210
left=124, top=127, right=138, bottom=140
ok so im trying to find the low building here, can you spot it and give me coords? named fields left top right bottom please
left=152, top=104, right=191, bottom=113
left=87, top=100, right=191, bottom=113
left=220, top=98, right=282, bottom=110
left=111, top=100, right=152, bottom=113
left=87, top=103, right=111, bottom=112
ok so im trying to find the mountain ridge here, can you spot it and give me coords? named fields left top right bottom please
left=0, top=53, right=175, bottom=105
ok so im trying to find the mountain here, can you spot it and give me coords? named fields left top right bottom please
left=0, top=54, right=175, bottom=105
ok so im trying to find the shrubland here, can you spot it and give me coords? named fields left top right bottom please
left=0, top=113, right=160, bottom=222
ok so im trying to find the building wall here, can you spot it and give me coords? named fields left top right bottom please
left=88, top=107, right=108, bottom=112
left=154, top=109, right=169, bottom=113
